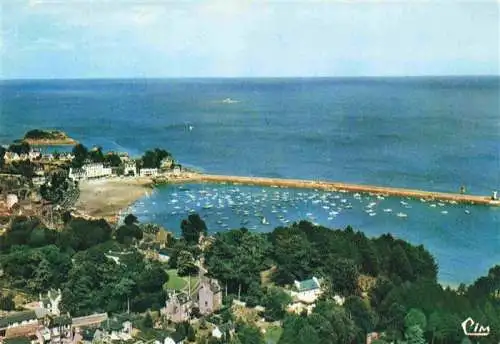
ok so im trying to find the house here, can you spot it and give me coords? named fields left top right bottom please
left=37, top=289, right=62, bottom=317
left=198, top=279, right=222, bottom=315
left=32, top=177, right=46, bottom=186
left=58, top=153, right=74, bottom=162
left=68, top=163, right=112, bottom=181
left=155, top=230, right=172, bottom=248
left=0, top=311, right=41, bottom=339
left=366, top=332, right=380, bottom=344
left=162, top=293, right=191, bottom=323
left=210, top=323, right=234, bottom=341
left=35, top=314, right=72, bottom=344
left=291, top=277, right=322, bottom=304
left=67, top=168, right=85, bottom=181
left=160, top=157, right=173, bottom=169
left=107, top=319, right=133, bottom=342
left=333, top=294, right=345, bottom=306
left=28, top=150, right=41, bottom=161
left=33, top=167, right=45, bottom=177
left=123, top=162, right=136, bottom=176
left=42, top=154, right=54, bottom=161
left=172, top=165, right=181, bottom=176
left=139, top=168, right=158, bottom=177
left=117, top=153, right=130, bottom=162
left=211, top=327, right=222, bottom=339
left=71, top=313, right=108, bottom=329
left=3, top=152, right=21, bottom=162
left=83, top=163, right=112, bottom=179
left=159, top=332, right=184, bottom=344
left=6, top=195, right=18, bottom=210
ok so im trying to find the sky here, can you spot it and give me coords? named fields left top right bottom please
left=1, top=0, right=499, bottom=79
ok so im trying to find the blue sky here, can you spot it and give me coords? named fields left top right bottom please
left=1, top=0, right=499, bottom=79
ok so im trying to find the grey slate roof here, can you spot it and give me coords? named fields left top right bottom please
left=0, top=311, right=37, bottom=328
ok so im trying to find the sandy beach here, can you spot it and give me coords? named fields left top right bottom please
left=74, top=177, right=153, bottom=222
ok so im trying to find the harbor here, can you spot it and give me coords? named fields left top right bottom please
left=155, top=173, right=500, bottom=207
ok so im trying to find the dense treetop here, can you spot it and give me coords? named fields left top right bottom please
left=0, top=215, right=498, bottom=343
left=24, top=129, right=69, bottom=140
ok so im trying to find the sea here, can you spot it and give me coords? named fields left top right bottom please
left=1, top=77, right=499, bottom=285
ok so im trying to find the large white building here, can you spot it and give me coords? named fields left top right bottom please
left=123, top=161, right=137, bottom=176
left=69, top=163, right=113, bottom=180
left=139, top=168, right=158, bottom=177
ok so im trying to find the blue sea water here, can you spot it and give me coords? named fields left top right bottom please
left=1, top=77, right=499, bottom=285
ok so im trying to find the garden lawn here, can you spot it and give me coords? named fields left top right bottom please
left=165, top=269, right=187, bottom=290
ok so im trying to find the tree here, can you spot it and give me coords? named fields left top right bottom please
left=404, top=308, right=427, bottom=330
left=237, top=324, right=265, bottom=344
left=40, top=171, right=70, bottom=203
left=271, top=227, right=313, bottom=284
left=329, top=258, right=359, bottom=296
left=177, top=250, right=198, bottom=276
left=115, top=224, right=143, bottom=245
left=88, top=146, right=105, bottom=163
left=8, top=142, right=30, bottom=155
left=187, top=324, right=196, bottom=342
left=104, top=153, right=122, bottom=167
left=113, top=277, right=135, bottom=312
left=205, top=229, right=270, bottom=294
left=313, top=301, right=358, bottom=344
left=141, top=148, right=171, bottom=169
left=11, top=160, right=35, bottom=179
left=359, top=242, right=380, bottom=276
left=344, top=296, right=377, bottom=336
left=383, top=303, right=406, bottom=340
left=124, top=213, right=138, bottom=226
left=181, top=213, right=207, bottom=244
left=0, top=292, right=15, bottom=311
left=142, top=312, right=153, bottom=329
left=390, top=245, right=414, bottom=282
left=1, top=245, right=71, bottom=294
left=72, top=144, right=88, bottom=168
left=261, top=287, right=292, bottom=321
left=0, top=146, right=6, bottom=168
left=60, top=217, right=112, bottom=251
left=404, top=325, right=426, bottom=344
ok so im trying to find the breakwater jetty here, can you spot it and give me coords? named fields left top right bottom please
left=157, top=173, right=500, bottom=207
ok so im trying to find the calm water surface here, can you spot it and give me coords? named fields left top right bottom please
left=1, top=77, right=498, bottom=284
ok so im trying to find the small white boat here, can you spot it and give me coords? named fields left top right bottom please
left=221, top=98, right=239, bottom=104
left=464, top=210, right=471, bottom=214
left=383, top=208, right=393, bottom=213
left=396, top=212, right=408, bottom=218
left=441, top=210, right=448, bottom=214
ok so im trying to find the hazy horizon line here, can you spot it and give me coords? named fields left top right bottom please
left=1, top=74, right=499, bottom=82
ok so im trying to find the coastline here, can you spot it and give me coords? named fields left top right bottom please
left=73, top=176, right=153, bottom=223
left=71, top=174, right=492, bottom=286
